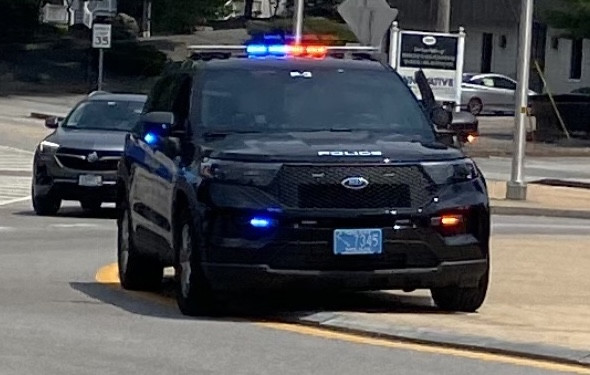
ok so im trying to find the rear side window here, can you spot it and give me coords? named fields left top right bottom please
left=193, top=66, right=434, bottom=140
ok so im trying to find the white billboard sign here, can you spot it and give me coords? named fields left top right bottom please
left=393, top=29, right=466, bottom=109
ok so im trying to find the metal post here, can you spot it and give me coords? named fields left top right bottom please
left=389, top=21, right=400, bottom=69
left=142, top=0, right=152, bottom=38
left=436, top=0, right=451, bottom=33
left=454, top=27, right=466, bottom=112
left=293, top=0, right=304, bottom=44
left=146, top=0, right=152, bottom=38
left=506, top=0, right=534, bottom=200
left=98, top=48, right=104, bottom=91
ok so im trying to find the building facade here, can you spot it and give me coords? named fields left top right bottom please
left=389, top=0, right=589, bottom=94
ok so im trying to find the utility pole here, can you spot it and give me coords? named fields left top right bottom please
left=293, top=0, right=304, bottom=43
left=142, top=0, right=152, bottom=38
left=436, top=0, right=451, bottom=33
left=506, top=0, right=534, bottom=200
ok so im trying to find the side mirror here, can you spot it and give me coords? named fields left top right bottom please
left=140, top=111, right=174, bottom=143
left=431, top=106, right=453, bottom=129
left=451, top=111, right=478, bottom=128
left=45, top=116, right=61, bottom=129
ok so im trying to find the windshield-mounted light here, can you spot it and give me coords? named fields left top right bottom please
left=421, top=159, right=479, bottom=185
left=39, top=140, right=60, bottom=153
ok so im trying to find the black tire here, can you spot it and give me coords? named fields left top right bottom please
left=431, top=260, right=490, bottom=313
left=174, top=209, right=219, bottom=316
left=117, top=203, right=163, bottom=291
left=81, top=199, right=102, bottom=211
left=467, top=98, right=483, bottom=116
left=32, top=186, right=61, bottom=216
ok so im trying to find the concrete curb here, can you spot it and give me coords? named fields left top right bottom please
left=286, top=312, right=590, bottom=368
left=30, top=112, right=60, bottom=120
left=490, top=205, right=590, bottom=219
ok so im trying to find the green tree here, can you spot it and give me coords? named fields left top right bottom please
left=546, top=0, right=590, bottom=38
left=152, top=0, right=227, bottom=33
left=0, top=0, right=43, bottom=43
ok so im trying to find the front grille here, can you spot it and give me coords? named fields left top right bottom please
left=55, top=147, right=121, bottom=171
left=298, top=184, right=410, bottom=209
left=274, top=165, right=434, bottom=209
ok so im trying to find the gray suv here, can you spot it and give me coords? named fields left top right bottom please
left=32, top=92, right=147, bottom=215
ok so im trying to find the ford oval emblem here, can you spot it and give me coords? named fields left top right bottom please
left=341, top=176, right=369, bottom=190
left=422, top=36, right=437, bottom=46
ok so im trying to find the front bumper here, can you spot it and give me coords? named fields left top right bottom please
left=34, top=153, right=118, bottom=202
left=203, top=259, right=488, bottom=292
left=200, top=199, right=489, bottom=292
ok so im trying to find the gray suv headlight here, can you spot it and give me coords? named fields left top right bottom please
left=421, top=159, right=479, bottom=185
left=200, top=158, right=281, bottom=186
left=38, top=141, right=60, bottom=154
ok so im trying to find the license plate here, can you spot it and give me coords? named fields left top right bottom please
left=78, top=175, right=103, bottom=187
left=333, top=229, right=382, bottom=255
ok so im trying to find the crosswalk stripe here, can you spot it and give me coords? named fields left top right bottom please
left=0, top=175, right=31, bottom=205
left=0, top=146, right=34, bottom=173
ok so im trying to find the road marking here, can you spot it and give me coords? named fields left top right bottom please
left=0, top=145, right=34, bottom=172
left=257, top=323, right=590, bottom=375
left=0, top=195, right=30, bottom=207
left=49, top=223, right=101, bottom=229
left=95, top=262, right=590, bottom=374
left=0, top=157, right=31, bottom=205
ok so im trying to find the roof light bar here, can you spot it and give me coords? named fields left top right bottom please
left=187, top=44, right=379, bottom=59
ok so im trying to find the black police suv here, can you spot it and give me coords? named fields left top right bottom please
left=116, top=46, right=490, bottom=316
left=33, top=92, right=147, bottom=215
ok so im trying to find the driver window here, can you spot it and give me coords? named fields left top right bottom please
left=481, top=78, right=495, bottom=87
left=494, top=78, right=517, bottom=90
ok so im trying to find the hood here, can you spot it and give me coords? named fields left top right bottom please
left=45, top=128, right=128, bottom=152
left=203, top=131, right=464, bottom=163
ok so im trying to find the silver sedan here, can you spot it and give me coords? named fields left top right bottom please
left=461, top=73, right=537, bottom=115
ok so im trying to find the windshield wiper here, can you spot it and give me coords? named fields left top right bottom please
left=328, top=127, right=353, bottom=132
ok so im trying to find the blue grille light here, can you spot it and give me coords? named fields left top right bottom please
left=144, top=132, right=157, bottom=145
left=250, top=217, right=272, bottom=228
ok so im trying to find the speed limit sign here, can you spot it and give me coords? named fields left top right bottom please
left=92, top=24, right=112, bottom=49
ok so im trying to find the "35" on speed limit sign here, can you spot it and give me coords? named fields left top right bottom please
left=92, top=24, right=112, bottom=49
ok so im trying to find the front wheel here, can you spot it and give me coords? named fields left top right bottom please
left=174, top=210, right=219, bottom=316
left=467, top=98, right=483, bottom=116
left=32, top=185, right=61, bottom=216
left=117, top=205, right=162, bottom=290
left=431, top=261, right=489, bottom=312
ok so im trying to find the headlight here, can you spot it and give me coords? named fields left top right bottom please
left=200, top=158, right=281, bottom=186
left=422, top=159, right=479, bottom=185
left=38, top=140, right=60, bottom=153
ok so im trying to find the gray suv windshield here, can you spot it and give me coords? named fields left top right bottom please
left=194, top=67, right=435, bottom=141
left=63, top=100, right=145, bottom=131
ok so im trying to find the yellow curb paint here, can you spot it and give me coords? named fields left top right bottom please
left=96, top=263, right=590, bottom=374
left=95, top=263, right=175, bottom=307
left=256, top=323, right=590, bottom=375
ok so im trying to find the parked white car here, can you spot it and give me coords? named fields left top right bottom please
left=461, top=73, right=537, bottom=115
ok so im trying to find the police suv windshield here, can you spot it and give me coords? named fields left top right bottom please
left=195, top=67, right=435, bottom=141
left=63, top=100, right=145, bottom=131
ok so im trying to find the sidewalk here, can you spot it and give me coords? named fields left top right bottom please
left=488, top=180, right=590, bottom=218
left=293, top=235, right=590, bottom=366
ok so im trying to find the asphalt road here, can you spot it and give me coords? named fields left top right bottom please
left=0, top=198, right=587, bottom=375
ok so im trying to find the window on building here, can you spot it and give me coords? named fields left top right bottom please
left=570, top=39, right=583, bottom=80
